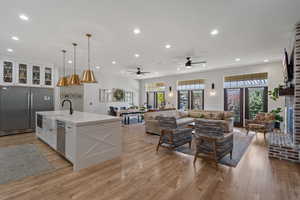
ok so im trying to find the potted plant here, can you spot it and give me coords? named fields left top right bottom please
left=270, top=107, right=283, bottom=129
left=268, top=87, right=280, bottom=101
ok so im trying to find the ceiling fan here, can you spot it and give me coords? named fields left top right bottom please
left=127, top=67, right=151, bottom=76
left=185, top=57, right=207, bottom=68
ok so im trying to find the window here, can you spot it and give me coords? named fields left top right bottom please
left=224, top=73, right=268, bottom=126
left=177, top=79, right=205, bottom=110
left=145, top=82, right=166, bottom=109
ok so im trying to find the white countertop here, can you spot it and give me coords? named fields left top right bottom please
left=37, top=111, right=121, bottom=126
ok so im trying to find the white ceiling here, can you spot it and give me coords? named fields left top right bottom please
left=0, top=0, right=299, bottom=79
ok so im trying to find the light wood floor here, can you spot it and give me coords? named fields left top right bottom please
left=0, top=124, right=299, bottom=200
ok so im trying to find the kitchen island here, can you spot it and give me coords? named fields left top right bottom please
left=36, top=111, right=122, bottom=171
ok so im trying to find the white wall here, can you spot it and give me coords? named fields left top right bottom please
left=82, top=71, right=140, bottom=115
left=140, top=62, right=284, bottom=113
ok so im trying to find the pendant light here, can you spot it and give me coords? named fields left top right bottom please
left=56, top=50, right=69, bottom=87
left=81, top=33, right=97, bottom=83
left=68, top=43, right=81, bottom=85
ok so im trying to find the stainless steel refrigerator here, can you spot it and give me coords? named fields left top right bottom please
left=0, top=86, right=54, bottom=136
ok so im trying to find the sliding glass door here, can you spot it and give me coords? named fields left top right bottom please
left=178, top=90, right=189, bottom=110
left=224, top=88, right=243, bottom=126
left=147, top=91, right=165, bottom=109
left=191, top=90, right=204, bottom=110
left=224, top=87, right=268, bottom=127
left=178, top=90, right=204, bottom=110
left=147, top=92, right=155, bottom=109
left=245, top=87, right=268, bottom=120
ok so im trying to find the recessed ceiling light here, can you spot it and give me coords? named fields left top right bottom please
left=235, top=58, right=241, bottom=62
left=264, top=59, right=269, bottom=63
left=68, top=60, right=72, bottom=64
left=165, top=44, right=171, bottom=49
left=210, top=29, right=219, bottom=36
left=7, top=48, right=13, bottom=52
left=11, top=36, right=19, bottom=41
left=19, top=14, right=29, bottom=21
left=202, top=63, right=206, bottom=67
left=186, top=66, right=192, bottom=69
left=95, top=66, right=100, bottom=69
left=133, top=28, right=141, bottom=35
left=112, top=61, right=116, bottom=64
left=134, top=54, right=140, bottom=58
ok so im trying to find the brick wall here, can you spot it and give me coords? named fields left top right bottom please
left=269, top=145, right=300, bottom=162
left=295, top=22, right=300, bottom=145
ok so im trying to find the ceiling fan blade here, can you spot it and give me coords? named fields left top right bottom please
left=191, top=61, right=207, bottom=64
left=140, top=72, right=151, bottom=74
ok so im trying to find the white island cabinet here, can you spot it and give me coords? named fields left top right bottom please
left=36, top=111, right=121, bottom=171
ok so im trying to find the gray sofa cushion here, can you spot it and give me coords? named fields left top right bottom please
left=176, top=117, right=194, bottom=126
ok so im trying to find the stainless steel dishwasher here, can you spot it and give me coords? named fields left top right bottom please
left=56, top=120, right=66, bottom=156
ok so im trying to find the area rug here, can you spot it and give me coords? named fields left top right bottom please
left=0, top=144, right=54, bottom=184
left=144, top=132, right=254, bottom=167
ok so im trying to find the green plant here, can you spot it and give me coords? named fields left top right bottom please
left=268, top=87, right=279, bottom=101
left=270, top=107, right=283, bottom=123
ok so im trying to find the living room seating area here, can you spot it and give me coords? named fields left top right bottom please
left=144, top=109, right=234, bottom=135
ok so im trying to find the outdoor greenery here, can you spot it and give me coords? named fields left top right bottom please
left=248, top=90, right=264, bottom=119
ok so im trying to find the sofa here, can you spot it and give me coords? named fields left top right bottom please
left=144, top=110, right=234, bottom=135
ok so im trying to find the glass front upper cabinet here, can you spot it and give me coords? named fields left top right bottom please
left=3, top=61, right=13, bottom=83
left=32, top=65, right=41, bottom=85
left=18, top=64, right=27, bottom=84
left=44, top=67, right=52, bottom=86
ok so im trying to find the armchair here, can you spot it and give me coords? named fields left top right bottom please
left=156, top=116, right=193, bottom=151
left=193, top=118, right=234, bottom=166
left=245, top=113, right=275, bottom=139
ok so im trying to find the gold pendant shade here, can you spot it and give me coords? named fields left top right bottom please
left=57, top=50, right=69, bottom=87
left=81, top=33, right=97, bottom=83
left=57, top=76, right=69, bottom=87
left=69, top=74, right=81, bottom=85
left=82, top=69, right=97, bottom=83
left=69, top=43, right=81, bottom=86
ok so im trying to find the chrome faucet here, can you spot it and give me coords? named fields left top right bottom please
left=62, top=99, right=74, bottom=115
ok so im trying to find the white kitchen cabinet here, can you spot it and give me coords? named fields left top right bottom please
left=0, top=59, right=54, bottom=87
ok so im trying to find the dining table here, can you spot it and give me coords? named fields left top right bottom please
left=117, top=109, right=147, bottom=125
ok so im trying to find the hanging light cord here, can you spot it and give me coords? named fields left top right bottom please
left=87, top=34, right=91, bottom=70
left=73, top=43, right=77, bottom=74
left=62, top=50, right=66, bottom=76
